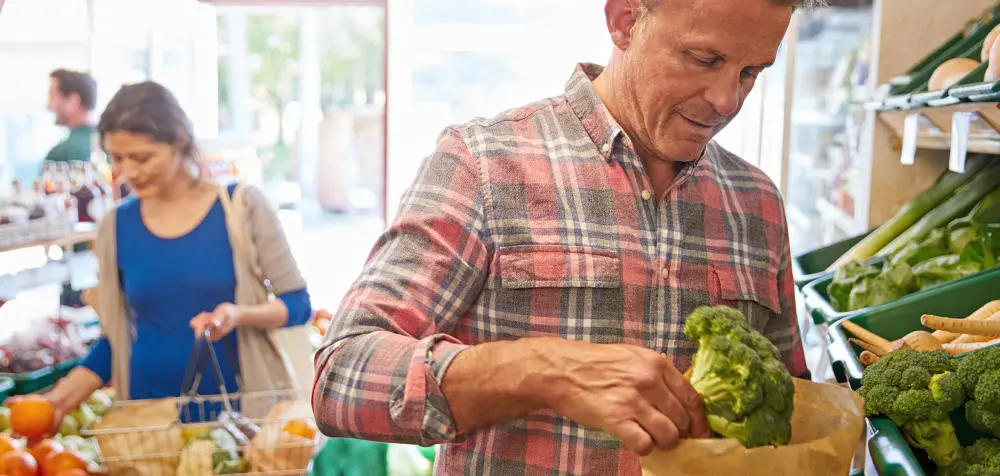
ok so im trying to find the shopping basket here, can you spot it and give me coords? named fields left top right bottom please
left=81, top=330, right=319, bottom=475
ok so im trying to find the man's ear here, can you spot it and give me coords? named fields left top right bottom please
left=605, top=0, right=641, bottom=50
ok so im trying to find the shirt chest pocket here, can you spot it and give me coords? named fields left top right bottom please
left=709, top=265, right=781, bottom=335
left=489, top=245, right=626, bottom=343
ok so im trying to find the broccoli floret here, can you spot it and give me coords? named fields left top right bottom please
left=683, top=306, right=794, bottom=449
left=955, top=346, right=1000, bottom=394
left=857, top=349, right=964, bottom=469
left=937, top=438, right=1000, bottom=476
left=930, top=373, right=966, bottom=418
left=953, top=348, right=1000, bottom=439
left=967, top=401, right=1000, bottom=439
left=973, top=370, right=1000, bottom=412
left=902, top=367, right=932, bottom=389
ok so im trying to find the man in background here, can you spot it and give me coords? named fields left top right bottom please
left=45, top=69, right=97, bottom=163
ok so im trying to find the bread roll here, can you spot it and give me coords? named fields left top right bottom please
left=928, top=58, right=980, bottom=90
left=983, top=24, right=1000, bottom=62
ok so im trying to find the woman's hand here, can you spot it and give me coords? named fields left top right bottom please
left=190, top=303, right=241, bottom=342
left=3, top=395, right=66, bottom=444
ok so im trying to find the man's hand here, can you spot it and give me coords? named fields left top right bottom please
left=531, top=339, right=710, bottom=456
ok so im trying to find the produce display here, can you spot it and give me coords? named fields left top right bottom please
left=0, top=389, right=110, bottom=476
left=682, top=306, right=795, bottom=449
left=826, top=158, right=1000, bottom=312
left=0, top=318, right=94, bottom=375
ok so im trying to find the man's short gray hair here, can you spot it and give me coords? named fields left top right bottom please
left=641, top=0, right=828, bottom=10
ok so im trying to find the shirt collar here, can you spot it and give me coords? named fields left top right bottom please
left=565, top=63, right=625, bottom=163
left=565, top=63, right=711, bottom=176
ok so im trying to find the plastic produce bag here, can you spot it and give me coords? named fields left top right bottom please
left=641, top=378, right=865, bottom=476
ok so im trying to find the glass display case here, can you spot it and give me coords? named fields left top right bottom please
left=781, top=6, right=874, bottom=255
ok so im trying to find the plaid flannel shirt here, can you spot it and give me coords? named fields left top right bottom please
left=313, top=63, right=807, bottom=475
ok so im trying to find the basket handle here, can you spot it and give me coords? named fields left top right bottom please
left=181, top=330, right=237, bottom=415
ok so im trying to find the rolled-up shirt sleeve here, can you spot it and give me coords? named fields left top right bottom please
left=312, top=127, right=489, bottom=446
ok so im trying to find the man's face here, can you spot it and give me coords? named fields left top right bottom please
left=47, top=77, right=76, bottom=126
left=616, top=0, right=793, bottom=162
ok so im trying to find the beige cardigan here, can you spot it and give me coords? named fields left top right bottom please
left=93, top=185, right=308, bottom=402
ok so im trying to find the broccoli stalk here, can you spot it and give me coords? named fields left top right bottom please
left=900, top=418, right=961, bottom=469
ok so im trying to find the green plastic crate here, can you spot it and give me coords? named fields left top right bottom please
left=54, top=357, right=81, bottom=380
left=827, top=270, right=1000, bottom=388
left=792, top=230, right=873, bottom=290
left=0, top=366, right=56, bottom=396
left=0, top=377, right=13, bottom=404
left=802, top=265, right=1000, bottom=326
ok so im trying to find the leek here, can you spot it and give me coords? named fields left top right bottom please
left=828, top=156, right=993, bottom=270
left=878, top=163, right=1000, bottom=258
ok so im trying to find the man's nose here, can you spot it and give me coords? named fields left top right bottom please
left=703, top=74, right=742, bottom=119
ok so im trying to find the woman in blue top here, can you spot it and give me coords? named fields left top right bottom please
left=40, top=81, right=312, bottom=427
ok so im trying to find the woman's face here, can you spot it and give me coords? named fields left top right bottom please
left=104, top=130, right=188, bottom=200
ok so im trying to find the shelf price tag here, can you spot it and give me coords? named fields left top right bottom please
left=900, top=113, right=922, bottom=165
left=950, top=111, right=975, bottom=173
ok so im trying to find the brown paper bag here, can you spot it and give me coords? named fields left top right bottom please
left=641, top=378, right=865, bottom=476
left=90, top=398, right=185, bottom=476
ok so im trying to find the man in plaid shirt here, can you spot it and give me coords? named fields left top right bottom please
left=314, top=0, right=819, bottom=473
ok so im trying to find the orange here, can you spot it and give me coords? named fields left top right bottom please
left=28, top=440, right=62, bottom=472
left=0, top=433, right=18, bottom=456
left=42, top=450, right=87, bottom=475
left=52, top=470, right=88, bottom=476
left=9, top=396, right=55, bottom=441
left=282, top=419, right=317, bottom=440
left=0, top=450, right=39, bottom=476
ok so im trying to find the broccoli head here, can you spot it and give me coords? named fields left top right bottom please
left=937, top=438, right=1000, bottom=476
left=683, top=306, right=794, bottom=449
left=858, top=349, right=965, bottom=468
left=954, top=347, right=1000, bottom=439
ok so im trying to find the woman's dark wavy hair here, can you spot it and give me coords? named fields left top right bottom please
left=97, top=81, right=198, bottom=163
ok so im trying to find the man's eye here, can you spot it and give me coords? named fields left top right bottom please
left=694, top=56, right=718, bottom=67
left=741, top=69, right=760, bottom=80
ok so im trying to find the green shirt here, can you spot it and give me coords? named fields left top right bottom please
left=45, top=125, right=95, bottom=163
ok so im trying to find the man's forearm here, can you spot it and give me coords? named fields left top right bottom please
left=441, top=339, right=548, bottom=435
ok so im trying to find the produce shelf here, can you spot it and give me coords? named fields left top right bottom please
left=0, top=366, right=55, bottom=396
left=0, top=377, right=12, bottom=404
left=875, top=100, right=1000, bottom=167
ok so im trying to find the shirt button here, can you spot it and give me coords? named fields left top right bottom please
left=641, top=190, right=651, bottom=201
left=661, top=267, right=669, bottom=280
left=601, top=143, right=611, bottom=154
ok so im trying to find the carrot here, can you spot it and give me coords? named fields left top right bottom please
left=860, top=351, right=881, bottom=367
left=933, top=300, right=1000, bottom=343
left=851, top=338, right=889, bottom=356
left=951, top=311, right=1000, bottom=344
left=921, top=313, right=1000, bottom=337
left=841, top=321, right=893, bottom=354
left=942, top=338, right=1000, bottom=356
